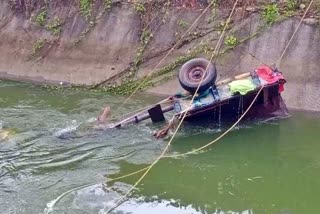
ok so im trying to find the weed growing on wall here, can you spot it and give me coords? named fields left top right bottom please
left=286, top=0, right=298, bottom=11
left=31, top=39, right=45, bottom=56
left=134, top=2, right=146, bottom=15
left=104, top=0, right=112, bottom=10
left=284, top=0, right=298, bottom=17
left=35, top=8, right=47, bottom=26
left=177, top=19, right=189, bottom=28
left=262, top=3, right=280, bottom=25
left=80, top=0, right=92, bottom=20
left=46, top=17, right=62, bottom=36
left=224, top=35, right=238, bottom=47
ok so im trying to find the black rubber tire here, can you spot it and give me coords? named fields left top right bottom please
left=178, top=58, right=217, bottom=94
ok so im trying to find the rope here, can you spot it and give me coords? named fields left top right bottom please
left=106, top=166, right=151, bottom=183
left=246, top=50, right=274, bottom=70
left=163, top=86, right=263, bottom=158
left=112, top=1, right=215, bottom=115
left=104, top=1, right=240, bottom=213
left=275, top=0, right=314, bottom=68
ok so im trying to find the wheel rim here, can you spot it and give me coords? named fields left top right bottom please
left=186, top=65, right=208, bottom=83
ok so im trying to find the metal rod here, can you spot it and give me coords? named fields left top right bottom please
left=113, top=105, right=174, bottom=128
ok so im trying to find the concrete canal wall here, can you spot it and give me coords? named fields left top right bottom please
left=0, top=0, right=319, bottom=111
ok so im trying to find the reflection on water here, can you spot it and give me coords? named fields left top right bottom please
left=1, top=81, right=320, bottom=214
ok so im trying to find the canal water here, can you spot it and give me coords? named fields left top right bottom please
left=1, top=81, right=320, bottom=214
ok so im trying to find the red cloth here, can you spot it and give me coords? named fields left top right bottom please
left=256, top=65, right=286, bottom=92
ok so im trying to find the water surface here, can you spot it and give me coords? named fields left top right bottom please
left=1, top=81, right=320, bottom=214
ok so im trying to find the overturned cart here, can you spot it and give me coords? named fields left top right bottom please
left=113, top=58, right=287, bottom=131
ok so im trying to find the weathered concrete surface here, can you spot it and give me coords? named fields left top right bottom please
left=0, top=1, right=320, bottom=111
left=0, top=0, right=221, bottom=85
left=246, top=18, right=320, bottom=112
left=0, top=1, right=141, bottom=85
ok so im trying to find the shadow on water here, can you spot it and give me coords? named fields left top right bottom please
left=1, top=81, right=320, bottom=214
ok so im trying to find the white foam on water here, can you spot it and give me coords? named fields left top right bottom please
left=53, top=120, right=80, bottom=138
left=44, top=182, right=99, bottom=214
left=86, top=117, right=97, bottom=123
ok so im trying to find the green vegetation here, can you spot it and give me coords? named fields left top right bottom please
left=262, top=3, right=280, bottom=25
left=46, top=17, right=62, bottom=36
left=100, top=79, right=153, bottom=95
left=80, top=0, right=92, bottom=20
left=31, top=39, right=45, bottom=56
left=283, top=0, right=298, bottom=17
left=103, top=0, right=112, bottom=10
left=177, top=20, right=189, bottom=28
left=224, top=35, right=238, bottom=47
left=134, top=2, right=146, bottom=15
left=140, top=29, right=152, bottom=45
left=35, top=8, right=47, bottom=26
left=286, top=0, right=298, bottom=11
left=209, top=0, right=218, bottom=6
left=34, top=7, right=62, bottom=36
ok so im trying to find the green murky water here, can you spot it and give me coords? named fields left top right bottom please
left=1, top=81, right=320, bottom=214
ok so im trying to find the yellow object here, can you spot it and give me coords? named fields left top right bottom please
left=0, top=129, right=16, bottom=141
left=229, top=79, right=256, bottom=95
